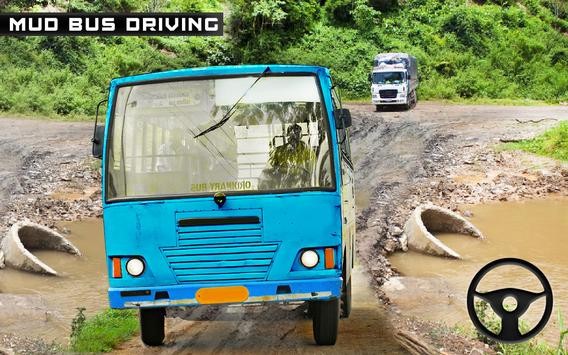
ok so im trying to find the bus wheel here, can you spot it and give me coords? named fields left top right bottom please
left=340, top=275, right=352, bottom=318
left=311, top=298, right=340, bottom=345
left=140, top=308, right=165, bottom=346
left=375, top=105, right=381, bottom=112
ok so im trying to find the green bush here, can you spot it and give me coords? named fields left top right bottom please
left=441, top=6, right=496, bottom=53
left=228, top=0, right=320, bottom=62
left=281, top=25, right=379, bottom=98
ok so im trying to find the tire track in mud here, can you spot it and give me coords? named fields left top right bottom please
left=0, top=136, right=27, bottom=212
left=349, top=108, right=456, bottom=286
left=114, top=269, right=405, bottom=354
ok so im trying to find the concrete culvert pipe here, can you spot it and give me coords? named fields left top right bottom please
left=0, top=221, right=81, bottom=275
left=403, top=204, right=484, bottom=259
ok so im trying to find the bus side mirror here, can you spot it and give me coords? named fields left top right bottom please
left=92, top=98, right=108, bottom=159
left=334, top=108, right=352, bottom=129
left=367, top=73, right=372, bottom=83
left=92, top=125, right=104, bottom=159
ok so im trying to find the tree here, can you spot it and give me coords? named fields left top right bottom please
left=228, top=0, right=320, bottom=62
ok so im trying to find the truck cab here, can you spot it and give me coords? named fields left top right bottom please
left=92, top=65, right=355, bottom=347
left=370, top=53, right=418, bottom=111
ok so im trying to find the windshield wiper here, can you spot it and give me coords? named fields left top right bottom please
left=194, top=66, right=271, bottom=139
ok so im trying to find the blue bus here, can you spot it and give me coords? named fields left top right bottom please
left=92, top=65, right=356, bottom=346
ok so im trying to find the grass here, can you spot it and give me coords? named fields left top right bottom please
left=471, top=300, right=568, bottom=355
left=70, top=308, right=139, bottom=353
left=344, top=97, right=560, bottom=106
left=501, top=121, right=568, bottom=161
left=0, top=111, right=100, bottom=122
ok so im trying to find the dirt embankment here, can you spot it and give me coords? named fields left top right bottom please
left=349, top=103, right=567, bottom=351
left=350, top=103, right=567, bottom=291
left=0, top=119, right=100, bottom=235
left=0, top=103, right=566, bottom=354
left=0, top=118, right=99, bottom=354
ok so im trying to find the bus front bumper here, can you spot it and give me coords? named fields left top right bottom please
left=109, top=277, right=342, bottom=308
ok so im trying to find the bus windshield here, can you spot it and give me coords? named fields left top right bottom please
left=106, top=75, right=334, bottom=200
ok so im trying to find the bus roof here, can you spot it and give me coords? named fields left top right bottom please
left=110, top=65, right=330, bottom=87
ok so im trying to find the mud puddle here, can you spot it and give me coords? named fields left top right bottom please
left=0, top=219, right=107, bottom=342
left=387, top=198, right=568, bottom=344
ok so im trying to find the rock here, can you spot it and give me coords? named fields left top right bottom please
left=403, top=204, right=484, bottom=259
left=399, top=233, right=409, bottom=252
left=0, top=249, right=4, bottom=268
left=463, top=210, right=473, bottom=218
left=0, top=347, right=15, bottom=355
left=383, top=239, right=398, bottom=253
left=389, top=226, right=403, bottom=236
left=382, top=277, right=405, bottom=292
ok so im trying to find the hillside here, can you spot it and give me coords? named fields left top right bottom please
left=0, top=0, right=567, bottom=117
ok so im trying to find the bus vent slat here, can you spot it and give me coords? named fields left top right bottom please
left=164, top=244, right=277, bottom=256
left=179, top=229, right=262, bottom=239
left=174, top=266, right=269, bottom=276
left=171, top=259, right=272, bottom=269
left=163, top=219, right=276, bottom=283
left=177, top=223, right=261, bottom=233
left=178, top=235, right=262, bottom=246
left=177, top=272, right=268, bottom=283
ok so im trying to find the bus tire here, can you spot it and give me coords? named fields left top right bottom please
left=375, top=105, right=381, bottom=112
left=312, top=298, right=340, bottom=345
left=140, top=308, right=165, bottom=346
left=340, top=275, right=352, bottom=318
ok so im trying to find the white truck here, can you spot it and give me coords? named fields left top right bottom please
left=369, top=53, right=418, bottom=111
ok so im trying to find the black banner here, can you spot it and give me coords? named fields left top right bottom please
left=0, top=13, right=223, bottom=36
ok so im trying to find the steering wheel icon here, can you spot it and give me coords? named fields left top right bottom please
left=467, top=258, right=553, bottom=343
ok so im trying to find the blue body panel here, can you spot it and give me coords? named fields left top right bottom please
left=101, top=65, right=347, bottom=308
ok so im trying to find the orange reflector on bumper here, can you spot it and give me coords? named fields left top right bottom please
left=112, top=257, right=122, bottom=278
left=196, top=286, right=249, bottom=305
left=324, top=248, right=335, bottom=269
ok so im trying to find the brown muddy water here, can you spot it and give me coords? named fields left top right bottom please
left=388, top=198, right=568, bottom=345
left=0, top=219, right=108, bottom=342
left=0, top=219, right=405, bottom=353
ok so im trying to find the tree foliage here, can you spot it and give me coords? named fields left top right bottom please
left=1, top=0, right=568, bottom=118
left=229, top=0, right=320, bottom=62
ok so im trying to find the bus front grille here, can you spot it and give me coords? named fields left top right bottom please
left=162, top=224, right=276, bottom=283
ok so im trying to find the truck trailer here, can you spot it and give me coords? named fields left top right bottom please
left=369, top=53, right=418, bottom=111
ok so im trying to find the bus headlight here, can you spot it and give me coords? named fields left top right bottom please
left=300, top=250, right=319, bottom=268
left=126, top=257, right=145, bottom=277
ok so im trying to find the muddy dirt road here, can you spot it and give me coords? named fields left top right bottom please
left=350, top=103, right=567, bottom=284
left=0, top=103, right=566, bottom=353
left=115, top=268, right=404, bottom=354
left=0, top=119, right=91, bottom=211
